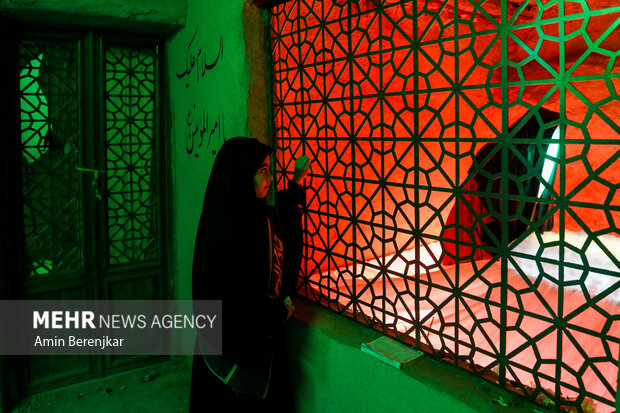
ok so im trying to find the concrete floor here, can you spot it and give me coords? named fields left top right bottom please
left=11, top=360, right=191, bottom=413
left=8, top=357, right=574, bottom=413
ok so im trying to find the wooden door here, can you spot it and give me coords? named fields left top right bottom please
left=0, top=26, right=170, bottom=399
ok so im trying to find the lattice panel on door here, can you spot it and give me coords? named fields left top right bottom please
left=271, top=1, right=620, bottom=411
left=19, top=39, right=83, bottom=276
left=105, top=46, right=159, bottom=265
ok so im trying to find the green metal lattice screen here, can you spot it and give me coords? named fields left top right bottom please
left=105, top=46, right=160, bottom=266
left=19, top=38, right=163, bottom=276
left=270, top=1, right=620, bottom=411
left=20, top=39, right=83, bottom=277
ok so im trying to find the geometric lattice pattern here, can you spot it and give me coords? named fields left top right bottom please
left=105, top=46, right=159, bottom=265
left=19, top=39, right=83, bottom=276
left=271, top=1, right=620, bottom=411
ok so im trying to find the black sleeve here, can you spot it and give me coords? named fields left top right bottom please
left=276, top=180, right=306, bottom=299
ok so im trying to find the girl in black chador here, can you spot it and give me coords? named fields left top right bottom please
left=190, top=137, right=309, bottom=411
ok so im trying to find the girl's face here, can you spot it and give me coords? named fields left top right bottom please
left=253, top=155, right=272, bottom=198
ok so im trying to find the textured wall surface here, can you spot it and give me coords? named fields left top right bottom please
left=244, top=1, right=273, bottom=145
left=167, top=0, right=268, bottom=302
left=288, top=298, right=539, bottom=413
left=0, top=0, right=185, bottom=33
